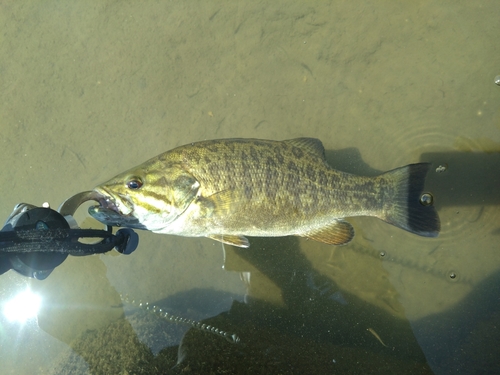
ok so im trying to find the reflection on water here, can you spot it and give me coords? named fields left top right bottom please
left=121, top=293, right=241, bottom=345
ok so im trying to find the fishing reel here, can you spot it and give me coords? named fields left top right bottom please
left=0, top=192, right=138, bottom=280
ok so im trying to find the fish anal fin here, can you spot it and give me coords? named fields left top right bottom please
left=284, top=138, right=326, bottom=159
left=208, top=234, right=250, bottom=248
left=300, top=220, right=354, bottom=245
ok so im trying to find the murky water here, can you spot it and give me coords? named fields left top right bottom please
left=1, top=1, right=499, bottom=374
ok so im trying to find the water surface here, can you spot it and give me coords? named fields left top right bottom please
left=1, top=1, right=499, bottom=374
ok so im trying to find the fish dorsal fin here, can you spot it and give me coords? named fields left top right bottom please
left=284, top=138, right=326, bottom=159
left=300, top=220, right=354, bottom=245
left=207, top=234, right=250, bottom=248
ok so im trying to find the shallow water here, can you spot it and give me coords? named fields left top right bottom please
left=1, top=1, right=499, bottom=374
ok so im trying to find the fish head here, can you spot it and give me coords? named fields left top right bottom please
left=89, top=160, right=200, bottom=232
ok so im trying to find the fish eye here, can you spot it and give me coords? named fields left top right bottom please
left=126, top=178, right=143, bottom=190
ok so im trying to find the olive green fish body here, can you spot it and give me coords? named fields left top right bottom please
left=90, top=138, right=440, bottom=247
left=173, top=139, right=379, bottom=235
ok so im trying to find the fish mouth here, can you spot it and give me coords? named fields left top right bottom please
left=91, top=188, right=132, bottom=214
left=88, top=189, right=147, bottom=230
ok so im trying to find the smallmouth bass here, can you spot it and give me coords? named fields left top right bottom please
left=89, top=138, right=440, bottom=248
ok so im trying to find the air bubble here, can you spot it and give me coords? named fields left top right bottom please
left=419, top=193, right=434, bottom=206
left=435, top=164, right=447, bottom=173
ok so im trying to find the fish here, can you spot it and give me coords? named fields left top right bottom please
left=367, top=328, right=389, bottom=348
left=88, top=138, right=440, bottom=248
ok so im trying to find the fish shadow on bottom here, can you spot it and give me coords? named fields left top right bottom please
left=49, top=235, right=435, bottom=375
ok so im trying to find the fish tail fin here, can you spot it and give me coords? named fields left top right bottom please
left=380, top=163, right=440, bottom=237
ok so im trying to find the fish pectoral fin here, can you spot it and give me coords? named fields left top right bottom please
left=300, top=220, right=354, bottom=245
left=203, top=188, right=242, bottom=215
left=207, top=234, right=250, bottom=248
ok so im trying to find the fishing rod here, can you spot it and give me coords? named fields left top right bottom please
left=0, top=192, right=138, bottom=280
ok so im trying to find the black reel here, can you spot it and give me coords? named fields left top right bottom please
left=0, top=194, right=138, bottom=280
